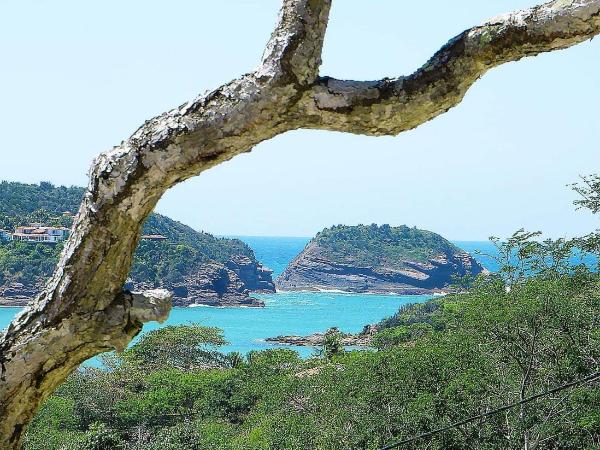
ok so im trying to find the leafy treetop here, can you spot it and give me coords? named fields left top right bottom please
left=313, top=224, right=466, bottom=269
left=0, top=181, right=256, bottom=288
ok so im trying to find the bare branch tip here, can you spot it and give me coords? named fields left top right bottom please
left=128, top=289, right=173, bottom=324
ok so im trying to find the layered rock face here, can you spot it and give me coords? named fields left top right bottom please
left=1, top=258, right=275, bottom=308
left=0, top=282, right=45, bottom=306
left=126, top=255, right=274, bottom=308
left=226, top=255, right=275, bottom=293
left=276, top=225, right=484, bottom=294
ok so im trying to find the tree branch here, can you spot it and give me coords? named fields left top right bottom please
left=259, top=0, right=332, bottom=85
left=0, top=288, right=171, bottom=445
left=297, top=0, right=600, bottom=135
left=127, top=289, right=172, bottom=328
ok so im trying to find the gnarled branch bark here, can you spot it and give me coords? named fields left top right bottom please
left=297, top=0, right=600, bottom=135
left=1, top=0, right=598, bottom=446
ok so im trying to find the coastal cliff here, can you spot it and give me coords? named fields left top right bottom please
left=125, top=255, right=274, bottom=308
left=1, top=257, right=274, bottom=308
left=276, top=224, right=484, bottom=294
left=0, top=181, right=274, bottom=307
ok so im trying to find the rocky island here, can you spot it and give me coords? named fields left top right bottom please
left=266, top=325, right=379, bottom=348
left=0, top=182, right=274, bottom=307
left=276, top=224, right=485, bottom=294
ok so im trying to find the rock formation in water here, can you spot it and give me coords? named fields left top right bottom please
left=276, top=224, right=485, bottom=294
left=266, top=325, right=378, bottom=347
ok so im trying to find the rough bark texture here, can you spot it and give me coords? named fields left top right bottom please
left=1, top=0, right=599, bottom=446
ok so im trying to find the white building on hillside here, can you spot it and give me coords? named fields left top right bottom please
left=13, top=225, right=70, bottom=243
left=141, top=234, right=167, bottom=241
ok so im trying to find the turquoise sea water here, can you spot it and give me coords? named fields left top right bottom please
left=0, top=238, right=595, bottom=359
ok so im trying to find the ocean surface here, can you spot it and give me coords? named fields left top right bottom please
left=0, top=238, right=595, bottom=359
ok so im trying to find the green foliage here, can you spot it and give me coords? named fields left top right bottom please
left=572, top=174, right=600, bottom=259
left=23, top=396, right=84, bottom=450
left=129, top=237, right=250, bottom=288
left=0, top=181, right=83, bottom=218
left=141, top=214, right=253, bottom=263
left=225, top=351, right=246, bottom=369
left=21, top=176, right=600, bottom=449
left=372, top=323, right=433, bottom=349
left=313, top=223, right=464, bottom=269
left=25, top=255, right=600, bottom=449
left=120, top=325, right=228, bottom=371
left=377, top=296, right=446, bottom=330
left=572, top=174, right=600, bottom=215
left=0, top=242, right=63, bottom=286
left=317, top=328, right=344, bottom=360
left=0, top=181, right=257, bottom=290
left=79, top=422, right=125, bottom=450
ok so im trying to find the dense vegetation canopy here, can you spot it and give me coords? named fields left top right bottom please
left=0, top=182, right=255, bottom=289
left=24, top=250, right=600, bottom=449
left=21, top=178, right=600, bottom=450
left=313, top=224, right=468, bottom=269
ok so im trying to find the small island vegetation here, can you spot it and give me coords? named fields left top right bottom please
left=314, top=224, right=464, bottom=269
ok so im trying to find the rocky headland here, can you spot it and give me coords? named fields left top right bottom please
left=125, top=255, right=274, bottom=308
left=276, top=224, right=485, bottom=294
left=0, top=181, right=275, bottom=308
left=1, top=255, right=274, bottom=308
left=0, top=255, right=275, bottom=308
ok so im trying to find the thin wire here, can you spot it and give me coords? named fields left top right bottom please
left=379, top=370, right=600, bottom=450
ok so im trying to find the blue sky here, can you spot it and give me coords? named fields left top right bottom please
left=0, top=0, right=598, bottom=239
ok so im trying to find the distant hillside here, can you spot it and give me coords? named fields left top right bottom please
left=0, top=181, right=83, bottom=217
left=0, top=181, right=273, bottom=306
left=0, top=181, right=252, bottom=261
left=276, top=224, right=485, bottom=294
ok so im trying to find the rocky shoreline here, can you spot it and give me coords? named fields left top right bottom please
left=276, top=286, right=450, bottom=296
left=0, top=255, right=274, bottom=308
left=128, top=255, right=274, bottom=308
left=266, top=325, right=379, bottom=347
left=0, top=281, right=44, bottom=307
left=276, top=226, right=485, bottom=294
